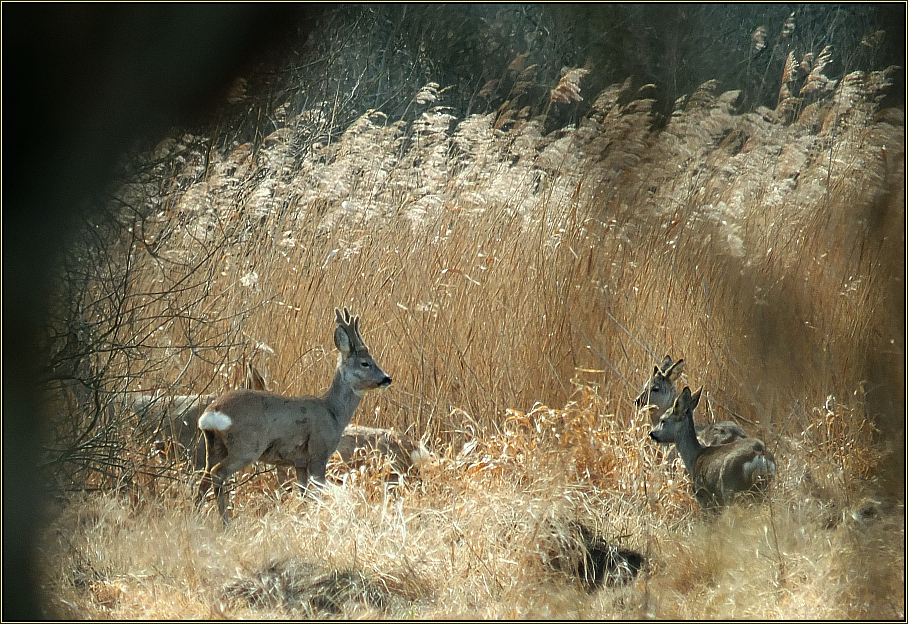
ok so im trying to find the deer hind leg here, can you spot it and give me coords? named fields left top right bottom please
left=209, top=463, right=231, bottom=522
left=195, top=431, right=214, bottom=506
left=207, top=455, right=252, bottom=523
left=195, top=431, right=227, bottom=507
left=195, top=473, right=211, bottom=507
left=294, top=463, right=310, bottom=494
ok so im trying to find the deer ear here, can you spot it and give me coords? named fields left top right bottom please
left=665, top=358, right=685, bottom=379
left=335, top=326, right=352, bottom=355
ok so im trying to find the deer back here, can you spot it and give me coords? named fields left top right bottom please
left=698, top=420, right=748, bottom=446
left=202, top=388, right=348, bottom=460
left=694, top=437, right=776, bottom=508
left=335, top=425, right=431, bottom=475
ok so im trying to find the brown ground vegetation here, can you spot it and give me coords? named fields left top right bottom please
left=37, top=25, right=903, bottom=618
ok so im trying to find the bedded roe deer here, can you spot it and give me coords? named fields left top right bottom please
left=130, top=391, right=215, bottom=468
left=195, top=308, right=392, bottom=521
left=335, top=425, right=431, bottom=477
left=649, top=386, right=775, bottom=509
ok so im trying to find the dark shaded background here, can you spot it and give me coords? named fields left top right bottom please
left=2, top=6, right=321, bottom=617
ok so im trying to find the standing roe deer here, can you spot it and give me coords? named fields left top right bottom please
left=195, top=308, right=392, bottom=521
left=159, top=360, right=426, bottom=482
left=649, top=386, right=775, bottom=509
left=634, top=355, right=747, bottom=447
left=237, top=360, right=429, bottom=485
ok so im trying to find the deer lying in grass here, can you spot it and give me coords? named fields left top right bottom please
left=131, top=391, right=216, bottom=468
left=196, top=308, right=392, bottom=521
left=129, top=358, right=268, bottom=469
left=634, top=355, right=747, bottom=447
left=335, top=425, right=432, bottom=477
left=649, top=386, right=776, bottom=509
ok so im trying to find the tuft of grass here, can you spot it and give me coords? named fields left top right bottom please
left=37, top=394, right=904, bottom=618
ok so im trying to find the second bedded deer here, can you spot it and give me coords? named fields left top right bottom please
left=635, top=355, right=748, bottom=448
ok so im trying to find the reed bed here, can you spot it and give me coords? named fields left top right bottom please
left=37, top=40, right=903, bottom=617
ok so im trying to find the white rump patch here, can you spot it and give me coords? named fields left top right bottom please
left=410, top=445, right=434, bottom=470
left=198, top=409, right=232, bottom=431
left=743, top=455, right=775, bottom=480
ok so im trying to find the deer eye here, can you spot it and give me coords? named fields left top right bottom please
left=360, top=361, right=371, bottom=368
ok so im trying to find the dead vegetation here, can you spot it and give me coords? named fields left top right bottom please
left=36, top=6, right=903, bottom=620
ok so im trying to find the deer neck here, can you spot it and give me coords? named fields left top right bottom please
left=322, top=371, right=363, bottom=430
left=674, top=414, right=705, bottom=480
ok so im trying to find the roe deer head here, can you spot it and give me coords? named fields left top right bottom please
left=635, top=355, right=748, bottom=450
left=634, top=355, right=686, bottom=419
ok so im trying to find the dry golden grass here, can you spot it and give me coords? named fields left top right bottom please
left=38, top=65, right=903, bottom=618
left=38, top=390, right=903, bottom=619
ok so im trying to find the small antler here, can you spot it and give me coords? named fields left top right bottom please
left=335, top=307, right=368, bottom=353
